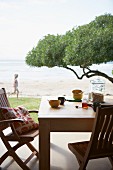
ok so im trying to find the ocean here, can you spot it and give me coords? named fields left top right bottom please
left=0, top=60, right=113, bottom=83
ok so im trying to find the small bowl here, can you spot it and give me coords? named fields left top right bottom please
left=49, top=100, right=60, bottom=108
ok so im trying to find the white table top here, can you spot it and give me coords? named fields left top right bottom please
left=38, top=96, right=96, bottom=118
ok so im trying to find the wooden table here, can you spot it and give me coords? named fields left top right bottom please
left=38, top=96, right=95, bottom=170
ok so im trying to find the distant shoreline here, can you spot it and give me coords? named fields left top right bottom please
left=0, top=60, right=113, bottom=98
left=1, top=77, right=113, bottom=98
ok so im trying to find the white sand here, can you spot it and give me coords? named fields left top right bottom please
left=1, top=77, right=113, bottom=98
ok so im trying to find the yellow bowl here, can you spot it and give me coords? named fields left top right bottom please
left=49, top=100, right=60, bottom=108
left=72, top=89, right=83, bottom=100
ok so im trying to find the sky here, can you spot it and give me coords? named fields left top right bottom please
left=0, top=0, right=113, bottom=60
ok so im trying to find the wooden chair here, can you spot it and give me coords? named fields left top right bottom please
left=68, top=106, right=113, bottom=170
left=0, top=88, right=39, bottom=170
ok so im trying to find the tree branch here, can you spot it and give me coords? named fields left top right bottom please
left=65, top=66, right=113, bottom=83
left=65, top=66, right=85, bottom=79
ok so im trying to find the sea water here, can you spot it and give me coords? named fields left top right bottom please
left=0, top=60, right=113, bottom=82
left=0, top=60, right=74, bottom=82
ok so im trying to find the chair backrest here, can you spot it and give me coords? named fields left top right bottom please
left=0, top=88, right=10, bottom=130
left=89, top=106, right=113, bottom=158
left=0, top=88, right=10, bottom=107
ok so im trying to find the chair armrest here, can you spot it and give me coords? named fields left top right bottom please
left=28, top=110, right=38, bottom=113
left=0, top=118, right=24, bottom=140
left=0, top=118, right=24, bottom=125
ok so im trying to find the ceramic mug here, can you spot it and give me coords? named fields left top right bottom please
left=58, top=97, right=65, bottom=105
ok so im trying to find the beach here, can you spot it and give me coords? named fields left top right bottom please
left=0, top=60, right=113, bottom=98
left=1, top=77, right=113, bottom=98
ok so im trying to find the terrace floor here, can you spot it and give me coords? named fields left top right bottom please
left=0, top=132, right=112, bottom=170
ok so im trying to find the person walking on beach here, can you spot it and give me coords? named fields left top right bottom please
left=13, top=74, right=19, bottom=98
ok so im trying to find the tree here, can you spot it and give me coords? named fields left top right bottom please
left=26, top=14, right=113, bottom=83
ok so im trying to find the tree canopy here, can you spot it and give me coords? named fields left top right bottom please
left=26, top=14, right=113, bottom=83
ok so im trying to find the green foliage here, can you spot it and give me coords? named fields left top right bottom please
left=25, top=13, right=113, bottom=82
left=26, top=13, right=113, bottom=68
left=64, top=14, right=113, bottom=67
left=26, top=34, right=67, bottom=67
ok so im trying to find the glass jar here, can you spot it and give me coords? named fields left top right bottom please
left=90, top=77, right=105, bottom=94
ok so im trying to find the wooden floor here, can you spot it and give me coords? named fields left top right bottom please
left=0, top=132, right=112, bottom=170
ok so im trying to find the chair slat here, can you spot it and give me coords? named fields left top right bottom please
left=105, top=115, right=113, bottom=141
left=0, top=88, right=10, bottom=107
left=91, top=111, right=104, bottom=150
left=109, top=125, right=113, bottom=146
left=104, top=115, right=113, bottom=147
left=98, top=114, right=110, bottom=149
